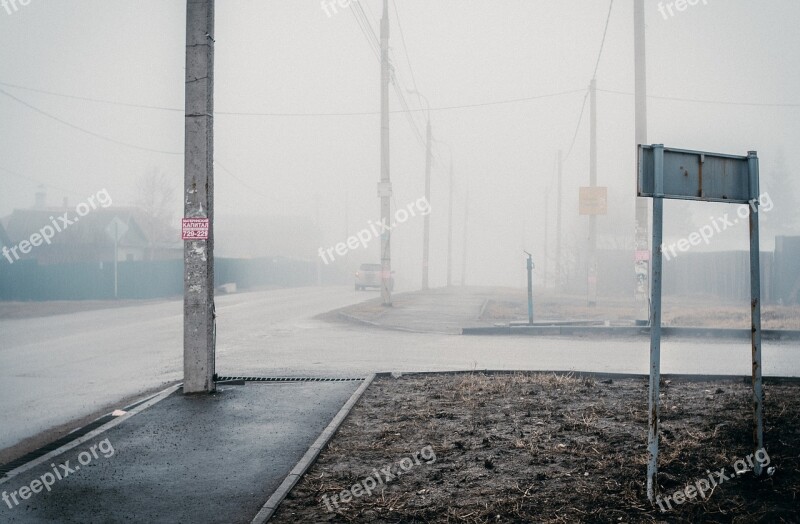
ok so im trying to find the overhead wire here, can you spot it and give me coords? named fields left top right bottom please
left=597, top=87, right=800, bottom=108
left=592, top=0, right=615, bottom=80
left=0, top=165, right=86, bottom=198
left=391, top=0, right=427, bottom=138
left=3, top=79, right=790, bottom=117
left=561, top=0, right=614, bottom=165
left=0, top=87, right=182, bottom=155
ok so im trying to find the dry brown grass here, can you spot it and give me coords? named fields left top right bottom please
left=272, top=373, right=800, bottom=523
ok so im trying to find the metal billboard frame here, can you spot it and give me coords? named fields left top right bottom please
left=637, top=144, right=764, bottom=503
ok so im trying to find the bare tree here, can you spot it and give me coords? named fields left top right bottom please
left=135, top=168, right=178, bottom=260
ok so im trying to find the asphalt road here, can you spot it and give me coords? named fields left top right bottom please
left=2, top=286, right=798, bottom=453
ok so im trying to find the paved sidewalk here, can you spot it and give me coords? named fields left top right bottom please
left=332, top=287, right=494, bottom=334
left=0, top=380, right=361, bottom=524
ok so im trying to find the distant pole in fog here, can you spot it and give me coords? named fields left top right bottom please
left=447, top=156, right=454, bottom=287
left=544, top=186, right=550, bottom=289
left=556, top=150, right=563, bottom=290
left=461, top=187, right=468, bottom=286
left=409, top=91, right=432, bottom=291
left=315, top=192, right=322, bottom=286
left=634, top=0, right=650, bottom=322
left=183, top=0, right=216, bottom=394
left=344, top=190, right=349, bottom=241
left=588, top=78, right=598, bottom=306
left=379, top=0, right=392, bottom=305
left=422, top=118, right=432, bottom=290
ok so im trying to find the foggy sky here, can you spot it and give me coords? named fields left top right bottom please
left=1, top=0, right=798, bottom=288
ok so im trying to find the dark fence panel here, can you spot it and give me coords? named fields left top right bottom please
left=773, top=236, right=800, bottom=305
left=562, top=249, right=781, bottom=303
left=0, top=256, right=317, bottom=301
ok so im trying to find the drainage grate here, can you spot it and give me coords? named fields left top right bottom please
left=215, top=376, right=364, bottom=383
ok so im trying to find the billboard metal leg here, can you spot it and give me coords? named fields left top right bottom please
left=647, top=145, right=664, bottom=503
left=748, top=152, right=765, bottom=475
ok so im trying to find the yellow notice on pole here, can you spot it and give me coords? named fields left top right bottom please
left=579, top=187, right=608, bottom=215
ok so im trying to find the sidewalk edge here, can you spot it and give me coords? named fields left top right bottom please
left=0, top=383, right=181, bottom=485
left=251, top=373, right=377, bottom=523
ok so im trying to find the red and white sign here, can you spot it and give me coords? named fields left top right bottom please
left=182, top=218, right=209, bottom=240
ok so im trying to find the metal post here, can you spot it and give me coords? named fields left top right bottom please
left=422, top=118, right=432, bottom=290
left=113, top=230, right=119, bottom=299
left=748, top=151, right=764, bottom=474
left=634, top=0, right=650, bottom=321
left=556, top=150, right=562, bottom=290
left=526, top=252, right=534, bottom=325
left=461, top=187, right=468, bottom=286
left=183, top=0, right=216, bottom=394
left=647, top=144, right=665, bottom=502
left=379, top=0, right=392, bottom=305
left=588, top=78, right=598, bottom=306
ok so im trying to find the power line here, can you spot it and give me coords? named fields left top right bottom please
left=347, top=1, right=428, bottom=153
left=592, top=0, right=615, bottom=80
left=0, top=88, right=182, bottom=155
left=392, top=0, right=420, bottom=96
left=0, top=80, right=183, bottom=112
left=349, top=1, right=381, bottom=63
left=563, top=0, right=614, bottom=165
left=213, top=159, right=295, bottom=205
left=598, top=88, right=800, bottom=108
left=0, top=165, right=85, bottom=198
left=6, top=78, right=794, bottom=114
left=0, top=78, right=588, bottom=126
left=562, top=89, right=590, bottom=163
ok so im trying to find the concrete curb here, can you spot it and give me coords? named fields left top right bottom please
left=251, top=374, right=377, bottom=524
left=0, top=383, right=181, bottom=485
left=337, top=311, right=454, bottom=335
left=462, top=325, right=800, bottom=340
left=373, top=370, right=800, bottom=382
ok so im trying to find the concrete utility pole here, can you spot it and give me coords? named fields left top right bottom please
left=461, top=187, right=468, bottom=286
left=544, top=186, right=550, bottom=289
left=183, top=0, right=215, bottom=394
left=634, top=0, right=650, bottom=321
left=447, top=156, right=454, bottom=287
left=422, top=118, right=432, bottom=290
left=415, top=95, right=431, bottom=291
left=379, top=0, right=392, bottom=305
left=315, top=192, right=322, bottom=286
left=588, top=78, right=598, bottom=306
left=556, top=150, right=563, bottom=290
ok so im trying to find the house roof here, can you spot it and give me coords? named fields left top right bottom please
left=2, top=207, right=150, bottom=247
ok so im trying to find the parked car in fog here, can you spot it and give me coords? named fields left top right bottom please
left=355, top=263, right=394, bottom=291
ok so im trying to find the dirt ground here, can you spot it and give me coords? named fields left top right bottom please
left=482, top=291, right=800, bottom=330
left=271, top=373, right=800, bottom=523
